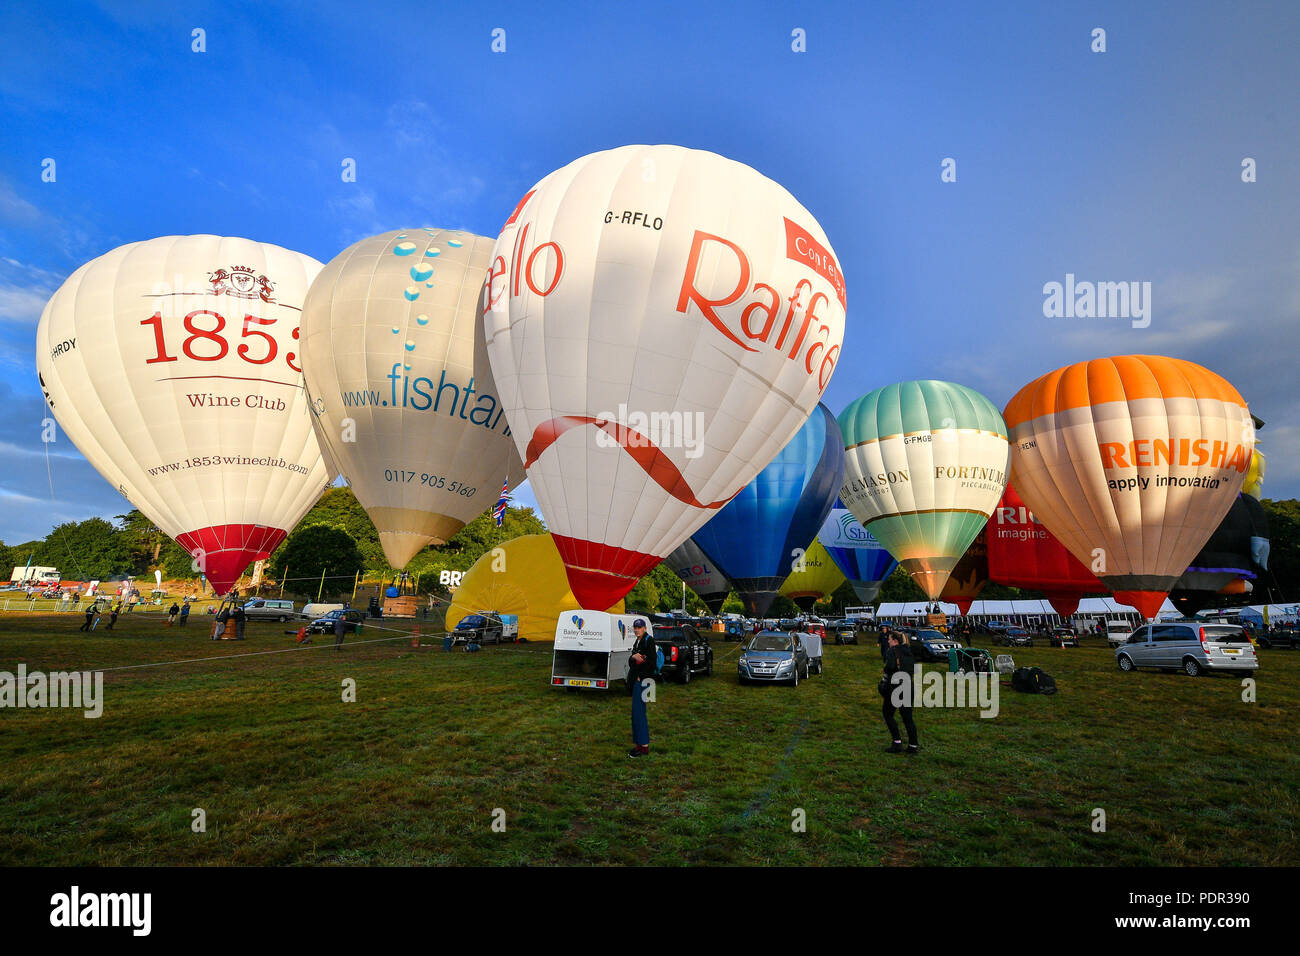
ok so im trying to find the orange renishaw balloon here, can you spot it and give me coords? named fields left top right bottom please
left=1003, top=356, right=1253, bottom=620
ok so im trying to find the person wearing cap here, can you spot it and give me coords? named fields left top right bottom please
left=627, top=618, right=656, bottom=758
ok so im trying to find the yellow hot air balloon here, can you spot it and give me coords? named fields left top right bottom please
left=1243, top=448, right=1266, bottom=499
left=779, top=540, right=846, bottom=611
left=1004, top=355, right=1254, bottom=620
left=446, top=534, right=624, bottom=640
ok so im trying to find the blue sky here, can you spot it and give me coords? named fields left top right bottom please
left=1, top=0, right=1297, bottom=544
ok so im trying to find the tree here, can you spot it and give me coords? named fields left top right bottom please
left=1260, top=499, right=1299, bottom=602
left=267, top=524, right=366, bottom=598
left=115, top=510, right=169, bottom=574
left=38, top=518, right=132, bottom=580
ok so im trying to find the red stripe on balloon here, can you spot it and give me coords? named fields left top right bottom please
left=175, top=524, right=287, bottom=595
left=524, top=416, right=738, bottom=510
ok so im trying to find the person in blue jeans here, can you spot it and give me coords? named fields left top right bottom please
left=627, top=619, right=655, bottom=758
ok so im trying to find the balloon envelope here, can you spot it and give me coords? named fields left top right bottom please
left=35, top=236, right=331, bottom=595
left=1004, top=355, right=1254, bottom=619
left=663, top=537, right=732, bottom=614
left=939, top=529, right=989, bottom=615
left=300, top=228, right=525, bottom=569
left=1170, top=493, right=1269, bottom=615
left=985, top=485, right=1105, bottom=613
left=817, top=498, right=898, bottom=603
left=692, top=403, right=845, bottom=617
left=446, top=534, right=623, bottom=640
left=839, top=380, right=1010, bottom=601
left=779, top=539, right=846, bottom=611
left=485, top=144, right=846, bottom=609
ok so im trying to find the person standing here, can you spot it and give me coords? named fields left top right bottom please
left=105, top=601, right=122, bottom=631
left=881, top=631, right=919, bottom=755
left=332, top=612, right=347, bottom=653
left=626, top=619, right=655, bottom=758
left=212, top=604, right=229, bottom=640
left=179, top=600, right=191, bottom=627
left=168, top=602, right=180, bottom=625
left=233, top=604, right=247, bottom=640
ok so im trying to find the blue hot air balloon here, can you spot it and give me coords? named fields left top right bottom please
left=692, top=403, right=844, bottom=617
left=817, top=499, right=899, bottom=604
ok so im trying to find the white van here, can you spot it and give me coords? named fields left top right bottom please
left=1106, top=620, right=1134, bottom=647
left=550, top=611, right=648, bottom=691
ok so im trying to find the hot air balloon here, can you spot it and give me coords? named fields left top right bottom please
left=35, top=236, right=331, bottom=595
left=663, top=538, right=732, bottom=614
left=484, top=144, right=846, bottom=609
left=691, top=403, right=845, bottom=617
left=1003, top=355, right=1255, bottom=620
left=446, top=534, right=623, bottom=639
left=839, top=381, right=1010, bottom=601
left=817, top=499, right=898, bottom=603
left=1243, top=448, right=1266, bottom=499
left=939, top=529, right=989, bottom=616
left=779, top=539, right=846, bottom=611
left=1169, top=493, right=1270, bottom=616
left=985, top=486, right=1105, bottom=617
left=299, top=228, right=525, bottom=569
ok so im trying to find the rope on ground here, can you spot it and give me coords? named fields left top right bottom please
left=86, top=621, right=450, bottom=674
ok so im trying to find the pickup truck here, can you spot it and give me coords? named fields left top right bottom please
left=653, top=624, right=714, bottom=683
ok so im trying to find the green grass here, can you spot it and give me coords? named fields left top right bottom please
left=0, top=611, right=1296, bottom=865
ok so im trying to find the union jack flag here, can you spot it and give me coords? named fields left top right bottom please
left=492, top=477, right=511, bottom=527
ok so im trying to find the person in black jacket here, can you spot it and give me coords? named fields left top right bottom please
left=881, top=631, right=919, bottom=755
left=627, top=619, right=655, bottom=758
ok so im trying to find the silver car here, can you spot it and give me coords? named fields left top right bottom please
left=738, top=631, right=810, bottom=686
left=1115, top=622, right=1258, bottom=676
left=241, top=598, right=299, bottom=622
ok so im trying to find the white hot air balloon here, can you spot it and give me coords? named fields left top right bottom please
left=300, top=228, right=525, bottom=568
left=485, top=145, right=846, bottom=609
left=36, top=236, right=331, bottom=595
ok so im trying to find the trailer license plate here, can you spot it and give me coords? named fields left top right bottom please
left=568, top=679, right=592, bottom=686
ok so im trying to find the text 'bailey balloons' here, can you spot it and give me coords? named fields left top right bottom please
left=692, top=403, right=845, bottom=617
left=939, top=529, right=989, bottom=615
left=446, top=534, right=624, bottom=640
left=779, top=539, right=846, bottom=611
left=839, top=381, right=1010, bottom=601
left=35, top=236, right=331, bottom=595
left=817, top=498, right=898, bottom=604
left=299, top=228, right=525, bottom=569
left=1004, top=355, right=1255, bottom=620
left=484, top=144, right=847, bottom=609
left=985, top=485, right=1104, bottom=618
left=663, top=537, right=732, bottom=614
left=1170, top=493, right=1270, bottom=616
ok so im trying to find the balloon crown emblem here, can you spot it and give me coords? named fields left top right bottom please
left=208, top=265, right=275, bottom=302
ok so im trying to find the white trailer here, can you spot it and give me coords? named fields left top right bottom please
left=550, top=611, right=649, bottom=691
left=11, top=566, right=59, bottom=585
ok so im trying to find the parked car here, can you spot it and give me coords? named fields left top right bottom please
left=242, top=598, right=299, bottom=622
left=803, top=620, right=827, bottom=641
left=452, top=613, right=505, bottom=645
left=1115, top=622, right=1259, bottom=676
left=830, top=619, right=860, bottom=645
left=985, top=620, right=1011, bottom=633
left=737, top=630, right=810, bottom=686
left=1256, top=628, right=1300, bottom=650
left=1105, top=620, right=1134, bottom=647
left=653, top=624, right=714, bottom=683
left=997, top=627, right=1034, bottom=647
left=1048, top=627, right=1079, bottom=648
left=305, top=608, right=367, bottom=635
left=908, top=628, right=962, bottom=662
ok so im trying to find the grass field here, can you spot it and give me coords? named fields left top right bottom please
left=0, top=611, right=1296, bottom=866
